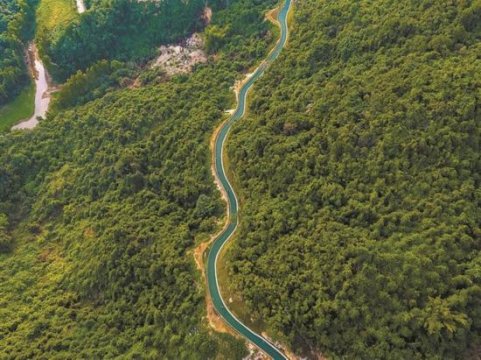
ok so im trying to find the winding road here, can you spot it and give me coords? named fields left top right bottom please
left=206, top=1, right=292, bottom=359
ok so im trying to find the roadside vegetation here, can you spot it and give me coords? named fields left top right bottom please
left=0, top=0, right=279, bottom=357
left=224, top=0, right=481, bottom=358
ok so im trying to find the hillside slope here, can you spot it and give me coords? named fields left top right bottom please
left=225, top=0, right=481, bottom=358
left=38, top=0, right=210, bottom=81
left=0, top=0, right=277, bottom=357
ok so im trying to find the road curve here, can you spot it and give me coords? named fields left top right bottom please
left=206, top=1, right=292, bottom=359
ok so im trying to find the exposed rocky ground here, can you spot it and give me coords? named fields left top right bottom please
left=152, top=33, right=207, bottom=76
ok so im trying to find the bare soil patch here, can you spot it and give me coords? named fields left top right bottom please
left=152, top=33, right=207, bottom=76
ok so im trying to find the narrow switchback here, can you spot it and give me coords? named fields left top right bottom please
left=206, top=1, right=292, bottom=359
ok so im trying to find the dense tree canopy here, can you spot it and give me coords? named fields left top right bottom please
left=0, top=0, right=276, bottom=357
left=5, top=0, right=481, bottom=358
left=0, top=0, right=36, bottom=105
left=39, top=0, right=223, bottom=81
left=225, top=0, right=481, bottom=359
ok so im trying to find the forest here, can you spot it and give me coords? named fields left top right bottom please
left=38, top=0, right=222, bottom=81
left=3, top=0, right=481, bottom=358
left=0, top=0, right=36, bottom=106
left=0, top=0, right=277, bottom=357
left=224, top=0, right=481, bottom=358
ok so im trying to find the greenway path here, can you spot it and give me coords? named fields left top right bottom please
left=206, top=0, right=292, bottom=359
